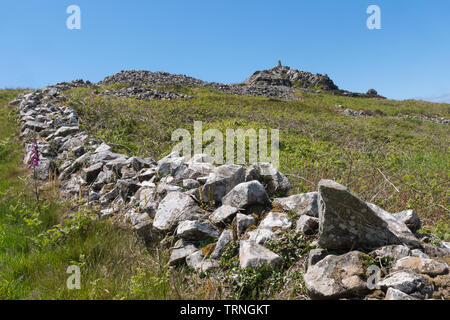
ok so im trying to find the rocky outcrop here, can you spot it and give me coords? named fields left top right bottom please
left=244, top=65, right=338, bottom=90
left=317, top=179, right=421, bottom=251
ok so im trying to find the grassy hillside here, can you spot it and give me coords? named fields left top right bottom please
left=1, top=84, right=448, bottom=300
left=0, top=89, right=212, bottom=300
left=65, top=86, right=449, bottom=239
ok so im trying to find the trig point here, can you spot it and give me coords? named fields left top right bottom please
left=277, top=60, right=282, bottom=67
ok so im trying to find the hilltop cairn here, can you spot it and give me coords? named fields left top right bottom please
left=9, top=86, right=449, bottom=300
left=244, top=61, right=339, bottom=91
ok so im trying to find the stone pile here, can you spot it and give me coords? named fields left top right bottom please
left=10, top=87, right=449, bottom=300
left=98, top=70, right=297, bottom=99
left=244, top=65, right=338, bottom=90
left=96, top=87, right=192, bottom=101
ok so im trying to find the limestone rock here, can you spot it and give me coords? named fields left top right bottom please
left=236, top=213, right=257, bottom=235
left=384, top=287, right=417, bottom=300
left=245, top=162, right=290, bottom=196
left=304, top=251, right=369, bottom=299
left=392, top=256, right=448, bottom=276
left=370, top=245, right=411, bottom=262
left=307, top=249, right=328, bottom=270
left=273, top=192, right=318, bottom=217
left=393, top=209, right=421, bottom=233
left=169, top=240, right=199, bottom=265
left=186, top=250, right=219, bottom=273
left=239, top=240, right=281, bottom=269
left=378, top=271, right=427, bottom=294
left=81, top=162, right=103, bottom=184
left=221, top=180, right=270, bottom=209
left=176, top=220, right=220, bottom=240
left=209, top=205, right=239, bottom=226
left=210, top=229, right=234, bottom=260
left=317, top=179, right=421, bottom=250
left=296, top=215, right=319, bottom=235
left=201, top=164, right=246, bottom=203
left=153, top=191, right=204, bottom=232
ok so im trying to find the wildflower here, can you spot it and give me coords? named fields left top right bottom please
left=28, top=139, right=40, bottom=169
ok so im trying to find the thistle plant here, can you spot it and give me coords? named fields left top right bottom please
left=28, top=139, right=40, bottom=203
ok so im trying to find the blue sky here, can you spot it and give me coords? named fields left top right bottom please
left=1, top=0, right=449, bottom=100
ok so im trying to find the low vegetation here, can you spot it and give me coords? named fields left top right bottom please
left=65, top=86, right=449, bottom=238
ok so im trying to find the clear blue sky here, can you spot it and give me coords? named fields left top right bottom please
left=1, top=0, right=449, bottom=100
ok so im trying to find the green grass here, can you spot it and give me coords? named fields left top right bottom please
left=65, top=86, right=449, bottom=238
left=0, top=89, right=212, bottom=300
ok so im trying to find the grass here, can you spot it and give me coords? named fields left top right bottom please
left=1, top=82, right=449, bottom=300
left=0, top=89, right=212, bottom=300
left=64, top=85, right=449, bottom=239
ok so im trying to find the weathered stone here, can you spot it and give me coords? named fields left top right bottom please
left=182, top=178, right=200, bottom=190
left=411, top=249, right=430, bottom=259
left=393, top=209, right=421, bottom=233
left=239, top=240, right=281, bottom=269
left=247, top=228, right=276, bottom=245
left=126, top=156, right=155, bottom=172
left=137, top=168, right=156, bottom=182
left=153, top=191, right=204, bottom=232
left=155, top=183, right=182, bottom=201
left=157, top=152, right=186, bottom=176
left=422, top=243, right=449, bottom=258
left=304, top=251, right=369, bottom=299
left=273, top=192, right=319, bottom=217
left=384, top=287, right=417, bottom=300
left=22, top=120, right=49, bottom=132
left=54, top=126, right=79, bottom=137
left=296, top=215, right=319, bottom=235
left=378, top=271, right=427, bottom=294
left=236, top=213, right=257, bottom=235
left=176, top=220, right=219, bottom=240
left=137, top=187, right=158, bottom=217
left=221, top=180, right=270, bottom=209
left=318, top=179, right=421, bottom=250
left=92, top=170, right=114, bottom=191
left=246, top=211, right=291, bottom=245
left=370, top=245, right=411, bottom=262
left=116, top=179, right=140, bottom=202
left=307, top=249, right=328, bottom=270
left=201, top=164, right=246, bottom=203
left=34, top=159, right=57, bottom=180
left=259, top=211, right=292, bottom=231
left=134, top=220, right=153, bottom=241
left=209, top=205, right=239, bottom=226
left=186, top=250, right=220, bottom=273
left=174, top=156, right=215, bottom=182
left=80, top=162, right=103, bottom=184
left=393, top=256, right=448, bottom=276
left=245, top=162, right=290, bottom=196
left=169, top=240, right=199, bottom=265
left=210, top=229, right=234, bottom=260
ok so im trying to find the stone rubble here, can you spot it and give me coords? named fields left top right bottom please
left=11, top=84, right=449, bottom=301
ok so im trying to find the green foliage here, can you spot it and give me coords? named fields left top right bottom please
left=265, top=231, right=311, bottom=269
